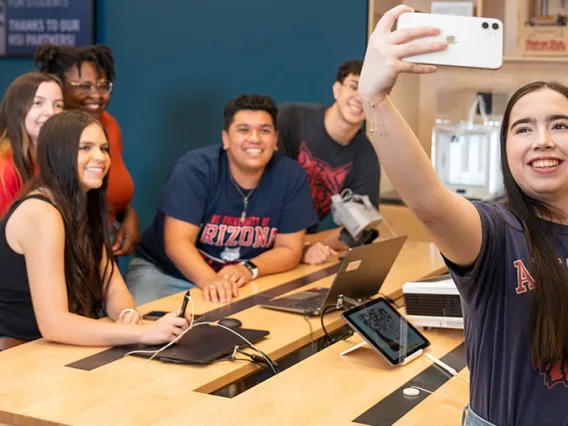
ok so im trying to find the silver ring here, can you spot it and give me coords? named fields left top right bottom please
left=209, top=284, right=216, bottom=289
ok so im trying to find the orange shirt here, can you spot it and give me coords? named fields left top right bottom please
left=99, top=111, right=135, bottom=219
left=0, top=113, right=134, bottom=220
left=0, top=154, right=22, bottom=218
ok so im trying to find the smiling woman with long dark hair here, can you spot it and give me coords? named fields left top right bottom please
left=0, top=110, right=187, bottom=350
left=358, top=5, right=568, bottom=424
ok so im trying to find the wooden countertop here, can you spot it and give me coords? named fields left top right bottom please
left=0, top=240, right=448, bottom=426
left=193, top=330, right=468, bottom=426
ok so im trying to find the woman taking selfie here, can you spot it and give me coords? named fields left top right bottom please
left=360, top=5, right=568, bottom=425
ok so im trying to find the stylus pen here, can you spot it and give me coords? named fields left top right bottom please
left=179, top=290, right=191, bottom=318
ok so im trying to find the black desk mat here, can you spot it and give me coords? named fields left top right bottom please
left=66, top=264, right=341, bottom=371
left=354, top=342, right=467, bottom=425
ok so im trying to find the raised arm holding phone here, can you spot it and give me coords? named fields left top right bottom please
left=360, top=5, right=568, bottom=425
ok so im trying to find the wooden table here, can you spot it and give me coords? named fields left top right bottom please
left=0, top=240, right=449, bottom=426
left=197, top=330, right=469, bottom=426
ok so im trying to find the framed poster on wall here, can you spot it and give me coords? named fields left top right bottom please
left=0, top=0, right=94, bottom=57
left=517, top=0, right=568, bottom=57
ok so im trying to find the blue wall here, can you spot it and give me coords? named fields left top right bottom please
left=0, top=0, right=368, bottom=229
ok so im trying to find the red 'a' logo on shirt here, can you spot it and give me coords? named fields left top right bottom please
left=297, top=141, right=352, bottom=219
left=513, top=259, right=536, bottom=294
left=536, top=358, right=568, bottom=390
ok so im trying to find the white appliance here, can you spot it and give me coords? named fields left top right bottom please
left=402, top=274, right=464, bottom=330
left=431, top=95, right=504, bottom=200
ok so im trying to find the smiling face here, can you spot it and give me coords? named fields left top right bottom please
left=221, top=110, right=278, bottom=174
left=332, top=73, right=365, bottom=126
left=63, top=61, right=112, bottom=117
left=24, top=81, right=64, bottom=144
left=506, top=87, right=568, bottom=204
left=77, top=123, right=111, bottom=193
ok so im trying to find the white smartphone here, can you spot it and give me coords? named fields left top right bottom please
left=396, top=12, right=503, bottom=70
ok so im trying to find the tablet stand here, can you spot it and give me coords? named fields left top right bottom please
left=339, top=341, right=423, bottom=366
left=339, top=341, right=368, bottom=356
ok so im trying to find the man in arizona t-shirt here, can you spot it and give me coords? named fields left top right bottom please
left=126, top=95, right=317, bottom=305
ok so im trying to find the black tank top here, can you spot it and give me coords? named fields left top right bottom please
left=0, top=194, right=57, bottom=341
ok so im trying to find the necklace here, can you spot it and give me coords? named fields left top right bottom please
left=228, top=172, right=257, bottom=222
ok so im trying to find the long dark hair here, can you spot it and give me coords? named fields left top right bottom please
left=0, top=72, right=62, bottom=188
left=26, top=110, right=114, bottom=318
left=500, top=81, right=568, bottom=365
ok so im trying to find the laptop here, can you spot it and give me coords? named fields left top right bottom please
left=130, top=324, right=270, bottom=365
left=259, top=235, right=408, bottom=316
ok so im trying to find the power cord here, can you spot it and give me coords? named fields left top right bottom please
left=407, top=386, right=467, bottom=405
left=163, top=322, right=278, bottom=374
left=378, top=292, right=400, bottom=308
left=393, top=293, right=406, bottom=309
left=217, top=356, right=264, bottom=369
left=124, top=297, right=278, bottom=375
left=209, top=345, right=278, bottom=375
left=211, top=347, right=266, bottom=369
left=234, top=347, right=278, bottom=374
left=241, top=345, right=279, bottom=374
left=123, top=296, right=196, bottom=361
left=320, top=304, right=340, bottom=344
left=425, top=353, right=469, bottom=384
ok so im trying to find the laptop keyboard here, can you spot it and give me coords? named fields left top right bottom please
left=286, top=294, right=327, bottom=311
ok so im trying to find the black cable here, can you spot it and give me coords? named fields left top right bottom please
left=255, top=347, right=279, bottom=373
left=207, top=323, right=279, bottom=374
left=236, top=347, right=278, bottom=375
left=378, top=293, right=401, bottom=308
left=235, top=358, right=265, bottom=368
left=212, top=354, right=265, bottom=369
left=320, top=304, right=340, bottom=345
left=393, top=293, right=405, bottom=309
left=237, top=345, right=279, bottom=373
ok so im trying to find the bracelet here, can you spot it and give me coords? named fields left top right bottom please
left=362, top=98, right=387, bottom=136
left=118, top=308, right=141, bottom=321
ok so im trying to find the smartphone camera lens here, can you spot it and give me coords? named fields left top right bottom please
left=482, top=22, right=489, bottom=29
left=492, top=23, right=499, bottom=30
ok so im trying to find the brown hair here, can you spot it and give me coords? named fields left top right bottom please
left=500, top=81, right=568, bottom=365
left=0, top=72, right=62, bottom=192
left=26, top=110, right=113, bottom=317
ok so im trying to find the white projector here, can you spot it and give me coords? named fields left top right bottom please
left=402, top=274, right=464, bottom=330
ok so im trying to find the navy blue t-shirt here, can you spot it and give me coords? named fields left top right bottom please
left=445, top=201, right=568, bottom=425
left=136, top=145, right=318, bottom=279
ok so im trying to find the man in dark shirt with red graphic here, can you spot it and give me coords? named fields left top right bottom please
left=277, top=60, right=381, bottom=262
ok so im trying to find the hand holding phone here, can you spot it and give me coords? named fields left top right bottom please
left=359, top=4, right=447, bottom=103
left=396, top=12, right=503, bottom=70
